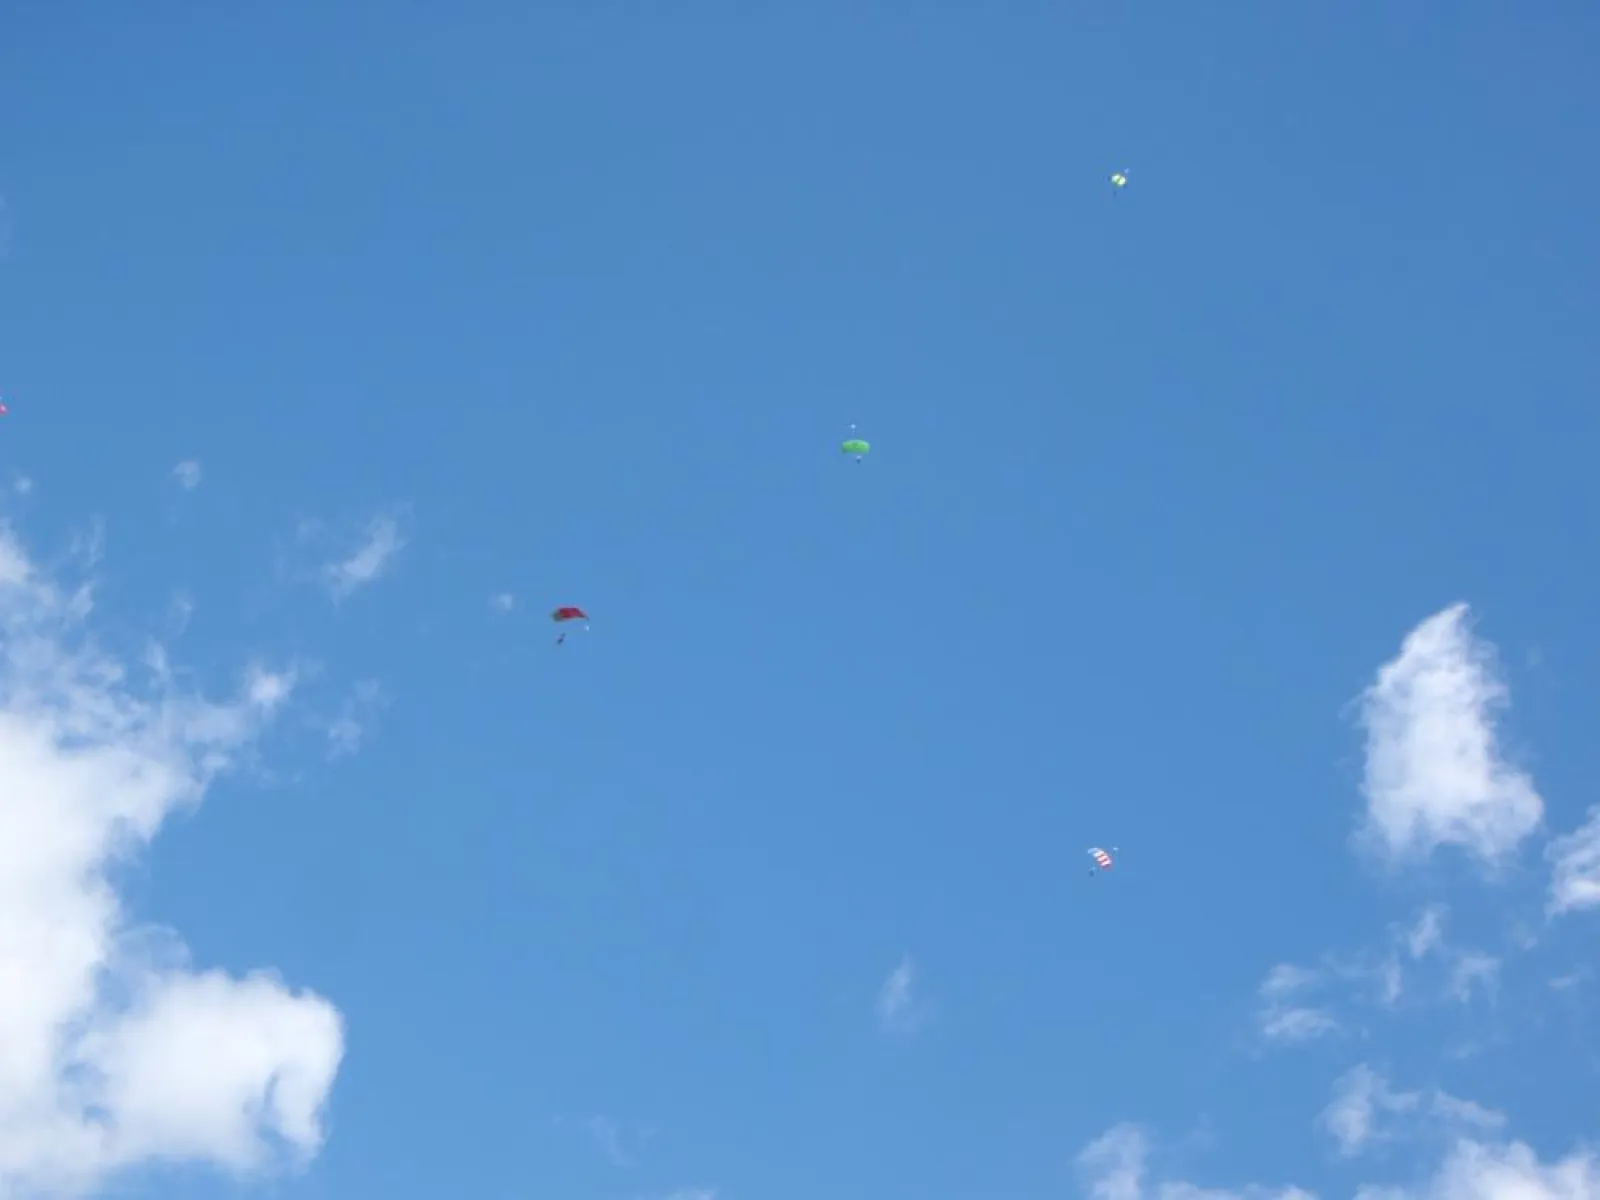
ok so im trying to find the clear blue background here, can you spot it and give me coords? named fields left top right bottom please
left=2, top=4, right=1597, bottom=1197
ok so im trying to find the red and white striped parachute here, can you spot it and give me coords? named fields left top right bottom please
left=1087, top=847, right=1114, bottom=873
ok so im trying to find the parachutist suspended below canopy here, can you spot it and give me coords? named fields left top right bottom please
left=551, top=605, right=589, bottom=646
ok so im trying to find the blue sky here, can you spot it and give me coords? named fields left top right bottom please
left=1, top=4, right=1598, bottom=1198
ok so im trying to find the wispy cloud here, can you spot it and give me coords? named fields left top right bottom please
left=171, top=460, right=202, bottom=490
left=1356, top=603, right=1542, bottom=865
left=0, top=527, right=344, bottom=1194
left=1318, top=1065, right=1503, bottom=1158
left=165, top=590, right=195, bottom=640
left=1404, top=905, right=1445, bottom=959
left=1446, top=952, right=1500, bottom=1005
left=588, top=1115, right=629, bottom=1166
left=324, top=515, right=404, bottom=600
left=1255, top=964, right=1339, bottom=1045
left=876, top=955, right=929, bottom=1033
left=490, top=592, right=515, bottom=613
left=1381, top=906, right=1499, bottom=1009
left=1256, top=909, right=1503, bottom=1041
left=1076, top=1118, right=1594, bottom=1199
left=326, top=680, right=385, bottom=759
left=1077, top=1124, right=1146, bottom=1200
left=1372, top=906, right=1448, bottom=1007
left=1546, top=806, right=1600, bottom=915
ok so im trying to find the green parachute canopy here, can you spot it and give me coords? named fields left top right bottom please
left=841, top=438, right=870, bottom=456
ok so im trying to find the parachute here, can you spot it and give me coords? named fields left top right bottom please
left=1087, top=846, right=1115, bottom=875
left=1110, top=170, right=1128, bottom=191
left=842, top=423, right=870, bottom=463
left=551, top=605, right=589, bottom=645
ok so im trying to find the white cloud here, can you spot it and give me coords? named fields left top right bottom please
left=1546, top=808, right=1600, bottom=916
left=14, top=476, right=32, bottom=496
left=1405, top=906, right=1445, bottom=959
left=583, top=1115, right=642, bottom=1168
left=1078, top=1124, right=1146, bottom=1200
left=587, top=1116, right=623, bottom=1165
left=323, top=515, right=404, bottom=600
left=1318, top=1065, right=1504, bottom=1159
left=0, top=526, right=344, bottom=1194
left=1428, top=1093, right=1506, bottom=1134
left=171, top=461, right=202, bottom=491
left=1372, top=908, right=1498, bottom=1008
left=490, top=592, right=515, bottom=613
left=1447, top=953, right=1500, bottom=1005
left=1356, top=1138, right=1600, bottom=1198
left=165, top=590, right=195, bottom=641
left=326, top=680, right=384, bottom=760
left=1075, top=1124, right=1313, bottom=1199
left=1357, top=604, right=1542, bottom=865
left=1256, top=964, right=1339, bottom=1045
left=1368, top=907, right=1447, bottom=1006
left=876, top=955, right=928, bottom=1033
left=1077, top=1121, right=1595, bottom=1200
left=1321, top=1066, right=1416, bottom=1156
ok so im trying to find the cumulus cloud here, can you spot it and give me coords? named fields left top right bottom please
left=1075, top=1124, right=1312, bottom=1199
left=171, top=461, right=202, bottom=491
left=1318, top=1065, right=1503, bottom=1158
left=1546, top=808, right=1600, bottom=916
left=1355, top=1138, right=1600, bottom=1199
left=0, top=526, right=344, bottom=1194
left=876, top=955, right=929, bottom=1033
left=1357, top=604, right=1542, bottom=866
left=323, top=515, right=404, bottom=600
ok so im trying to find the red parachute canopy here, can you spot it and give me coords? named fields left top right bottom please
left=551, top=606, right=588, bottom=622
